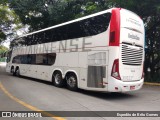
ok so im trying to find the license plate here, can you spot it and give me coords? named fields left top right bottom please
left=130, top=86, right=135, bottom=90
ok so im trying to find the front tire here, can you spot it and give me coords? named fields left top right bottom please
left=52, top=72, right=65, bottom=87
left=11, top=67, right=15, bottom=76
left=15, top=68, right=20, bottom=77
left=66, top=73, right=78, bottom=91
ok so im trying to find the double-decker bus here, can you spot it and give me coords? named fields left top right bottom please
left=6, top=8, right=145, bottom=92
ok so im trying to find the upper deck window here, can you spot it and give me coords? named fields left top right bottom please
left=13, top=12, right=111, bottom=46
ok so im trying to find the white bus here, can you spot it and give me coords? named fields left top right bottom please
left=6, top=8, right=145, bottom=92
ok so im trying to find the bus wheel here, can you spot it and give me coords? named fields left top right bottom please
left=11, top=67, right=14, bottom=75
left=66, top=73, right=78, bottom=91
left=52, top=72, right=64, bottom=87
left=15, top=68, right=20, bottom=77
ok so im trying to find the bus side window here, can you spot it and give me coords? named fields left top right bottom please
left=20, top=55, right=27, bottom=64
left=27, top=54, right=36, bottom=64
left=35, top=53, right=56, bottom=65
left=12, top=56, right=16, bottom=63
left=47, top=53, right=56, bottom=65
left=12, top=55, right=21, bottom=64
left=36, top=54, right=44, bottom=65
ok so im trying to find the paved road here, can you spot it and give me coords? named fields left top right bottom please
left=0, top=64, right=160, bottom=120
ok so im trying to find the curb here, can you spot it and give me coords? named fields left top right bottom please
left=144, top=82, right=160, bottom=86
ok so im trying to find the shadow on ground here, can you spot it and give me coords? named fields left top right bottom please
left=8, top=73, right=136, bottom=100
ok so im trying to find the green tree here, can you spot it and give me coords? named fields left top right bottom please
left=0, top=45, right=8, bottom=62
left=0, top=30, right=6, bottom=43
left=0, top=45, right=8, bottom=54
left=9, top=0, right=109, bottom=31
left=0, top=1, right=21, bottom=44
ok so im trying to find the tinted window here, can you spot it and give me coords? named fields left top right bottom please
left=12, top=54, right=35, bottom=64
left=27, top=54, right=36, bottom=64
left=18, top=55, right=26, bottom=64
left=46, top=12, right=111, bottom=43
left=12, top=53, right=56, bottom=66
left=12, top=56, right=21, bottom=64
left=36, top=53, right=56, bottom=65
left=12, top=12, right=111, bottom=46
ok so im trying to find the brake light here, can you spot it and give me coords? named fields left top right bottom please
left=110, top=31, right=115, bottom=43
left=109, top=8, right=120, bottom=46
left=111, top=59, right=121, bottom=80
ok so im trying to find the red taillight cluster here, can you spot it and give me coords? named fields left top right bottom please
left=111, top=59, right=121, bottom=80
left=110, top=31, right=115, bottom=43
left=109, top=8, right=121, bottom=46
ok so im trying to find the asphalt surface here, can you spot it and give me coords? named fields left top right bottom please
left=0, top=63, right=160, bottom=120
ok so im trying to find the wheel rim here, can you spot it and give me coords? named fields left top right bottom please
left=67, top=76, right=76, bottom=88
left=55, top=74, right=61, bottom=85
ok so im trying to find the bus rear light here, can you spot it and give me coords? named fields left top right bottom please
left=110, top=31, right=115, bottom=43
left=115, top=87, right=118, bottom=90
left=111, top=59, right=121, bottom=80
left=109, top=8, right=120, bottom=46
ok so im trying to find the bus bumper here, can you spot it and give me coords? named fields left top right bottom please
left=108, top=77, right=144, bottom=92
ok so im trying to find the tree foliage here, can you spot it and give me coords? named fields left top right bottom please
left=0, top=1, right=21, bottom=44
left=0, top=45, right=8, bottom=54
left=0, top=30, right=6, bottom=43
left=9, top=0, right=109, bottom=31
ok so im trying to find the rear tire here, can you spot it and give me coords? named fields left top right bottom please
left=15, top=68, right=20, bottom=77
left=66, top=73, right=78, bottom=91
left=52, top=72, right=64, bottom=87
